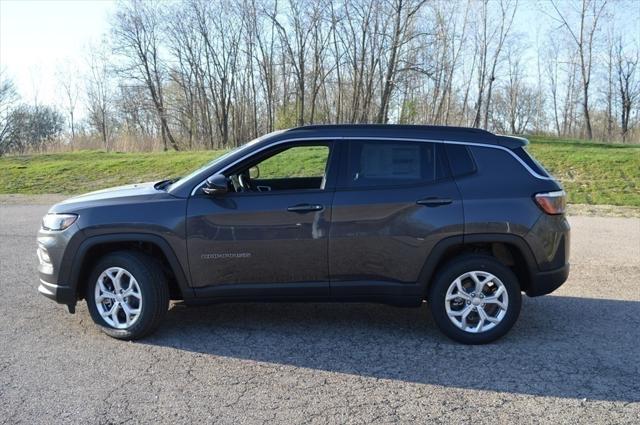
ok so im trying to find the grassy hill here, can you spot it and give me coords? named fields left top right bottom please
left=1, top=136, right=638, bottom=206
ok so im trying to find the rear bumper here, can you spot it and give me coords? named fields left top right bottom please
left=38, top=279, right=76, bottom=310
left=526, top=263, right=570, bottom=297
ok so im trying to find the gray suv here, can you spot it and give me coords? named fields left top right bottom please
left=37, top=125, right=570, bottom=344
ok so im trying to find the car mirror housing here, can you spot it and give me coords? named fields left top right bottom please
left=202, top=174, right=228, bottom=196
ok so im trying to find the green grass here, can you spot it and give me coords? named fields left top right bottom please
left=527, top=136, right=640, bottom=206
left=0, top=150, right=221, bottom=195
left=1, top=136, right=639, bottom=206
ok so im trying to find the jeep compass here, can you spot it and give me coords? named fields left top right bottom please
left=37, top=125, right=570, bottom=344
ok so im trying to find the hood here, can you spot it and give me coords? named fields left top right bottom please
left=49, top=182, right=164, bottom=213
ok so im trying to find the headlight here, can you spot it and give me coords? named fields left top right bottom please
left=42, top=213, right=78, bottom=231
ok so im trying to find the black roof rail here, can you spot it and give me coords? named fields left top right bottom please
left=286, top=124, right=494, bottom=135
left=281, top=124, right=528, bottom=148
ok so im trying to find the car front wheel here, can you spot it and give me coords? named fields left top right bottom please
left=85, top=251, right=169, bottom=340
left=428, top=255, right=522, bottom=344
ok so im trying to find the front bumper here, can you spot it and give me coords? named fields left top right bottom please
left=38, top=279, right=75, bottom=304
left=526, top=263, right=570, bottom=297
left=38, top=280, right=77, bottom=312
left=37, top=222, right=83, bottom=312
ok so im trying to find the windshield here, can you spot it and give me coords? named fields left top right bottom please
left=167, top=130, right=285, bottom=192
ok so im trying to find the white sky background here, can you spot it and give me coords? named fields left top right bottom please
left=1, top=0, right=639, bottom=120
left=0, top=0, right=116, bottom=108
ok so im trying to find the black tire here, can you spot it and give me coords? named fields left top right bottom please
left=85, top=251, right=169, bottom=340
left=428, top=254, right=522, bottom=344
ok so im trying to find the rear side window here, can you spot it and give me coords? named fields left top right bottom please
left=445, top=144, right=477, bottom=177
left=512, top=147, right=551, bottom=177
left=346, top=140, right=448, bottom=187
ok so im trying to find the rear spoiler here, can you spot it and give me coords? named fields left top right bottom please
left=495, top=135, right=528, bottom=149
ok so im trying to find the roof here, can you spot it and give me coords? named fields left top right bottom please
left=283, top=124, right=528, bottom=149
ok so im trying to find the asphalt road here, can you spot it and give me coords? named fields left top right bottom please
left=1, top=201, right=639, bottom=424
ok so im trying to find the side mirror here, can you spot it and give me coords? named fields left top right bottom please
left=202, top=174, right=228, bottom=196
left=249, top=165, right=260, bottom=179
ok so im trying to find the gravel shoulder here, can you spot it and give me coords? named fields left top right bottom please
left=567, top=203, right=640, bottom=217
left=0, top=198, right=638, bottom=424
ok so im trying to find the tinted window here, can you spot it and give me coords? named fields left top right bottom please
left=512, top=147, right=550, bottom=177
left=445, top=144, right=476, bottom=177
left=347, top=140, right=447, bottom=187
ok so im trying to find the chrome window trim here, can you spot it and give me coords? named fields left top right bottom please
left=190, top=136, right=552, bottom=195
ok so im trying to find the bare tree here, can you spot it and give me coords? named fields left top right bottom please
left=549, top=0, right=608, bottom=139
left=85, top=43, right=114, bottom=151
left=616, top=39, right=639, bottom=142
left=193, top=0, right=243, bottom=147
left=112, top=0, right=179, bottom=150
left=376, top=0, right=428, bottom=123
left=307, top=2, right=334, bottom=123
left=66, top=0, right=639, bottom=150
left=338, top=0, right=384, bottom=122
left=250, top=0, right=279, bottom=132
left=0, top=70, right=20, bottom=155
left=505, top=44, right=525, bottom=133
left=492, top=42, right=539, bottom=134
left=546, top=41, right=563, bottom=136
left=56, top=63, right=80, bottom=140
left=165, top=3, right=203, bottom=148
left=471, top=0, right=518, bottom=129
left=426, top=0, right=470, bottom=125
left=267, top=0, right=324, bottom=126
left=603, top=32, right=615, bottom=140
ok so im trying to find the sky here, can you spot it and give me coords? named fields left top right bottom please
left=0, top=0, right=116, bottom=107
left=1, top=0, right=638, bottom=117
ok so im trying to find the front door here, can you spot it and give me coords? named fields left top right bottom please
left=186, top=141, right=338, bottom=298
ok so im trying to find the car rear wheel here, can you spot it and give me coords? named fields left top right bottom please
left=86, top=251, right=169, bottom=340
left=428, top=255, right=522, bottom=344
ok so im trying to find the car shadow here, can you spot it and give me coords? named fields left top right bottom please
left=142, top=295, right=640, bottom=403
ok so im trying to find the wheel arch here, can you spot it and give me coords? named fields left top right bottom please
left=419, top=233, right=539, bottom=296
left=68, top=233, right=193, bottom=302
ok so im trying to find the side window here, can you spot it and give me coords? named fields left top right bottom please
left=444, top=144, right=477, bottom=177
left=511, top=147, right=551, bottom=178
left=347, top=140, right=447, bottom=187
left=257, top=145, right=330, bottom=179
left=229, top=144, right=331, bottom=192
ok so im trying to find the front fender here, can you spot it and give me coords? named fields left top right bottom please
left=63, top=233, right=194, bottom=303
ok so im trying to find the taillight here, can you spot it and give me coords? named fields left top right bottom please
left=535, top=190, right=567, bottom=215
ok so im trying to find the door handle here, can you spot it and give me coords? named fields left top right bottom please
left=416, top=197, right=452, bottom=207
left=287, top=204, right=324, bottom=213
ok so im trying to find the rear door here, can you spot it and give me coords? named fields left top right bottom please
left=329, top=139, right=463, bottom=293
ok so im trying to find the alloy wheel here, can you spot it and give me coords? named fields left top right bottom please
left=94, top=267, right=143, bottom=329
left=444, top=271, right=509, bottom=333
